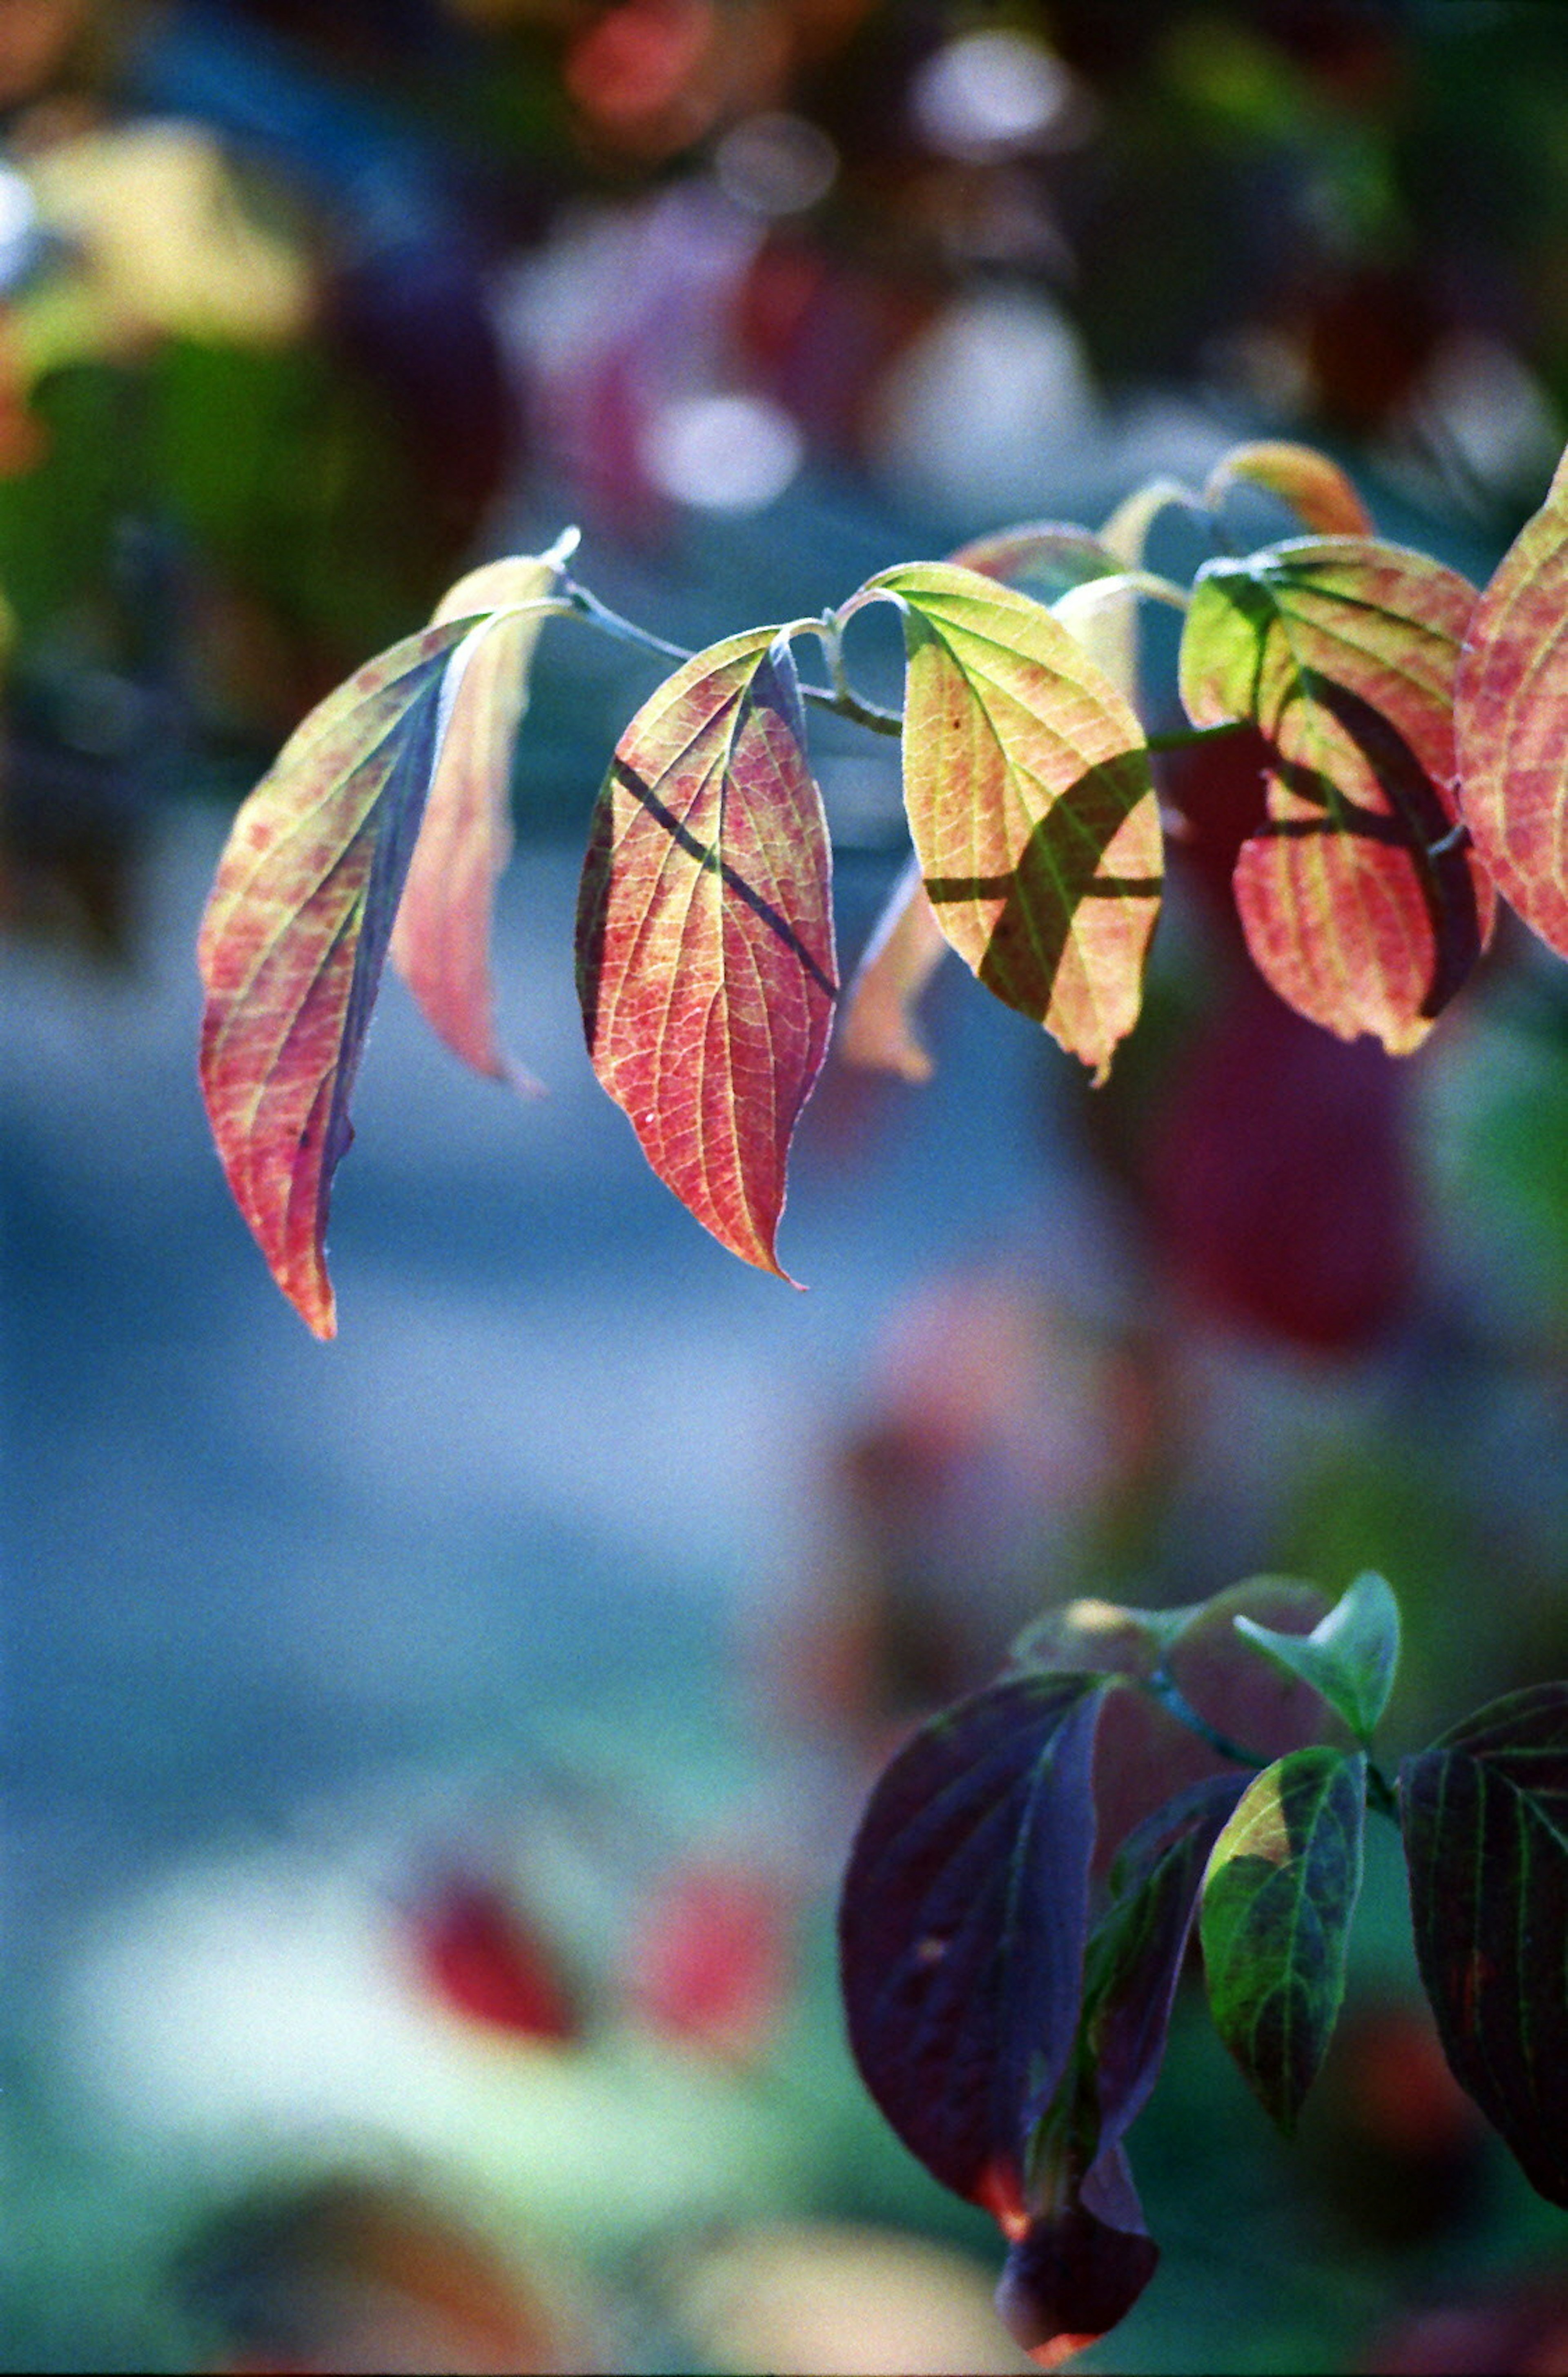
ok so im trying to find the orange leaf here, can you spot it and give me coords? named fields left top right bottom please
left=1205, top=442, right=1373, bottom=538
left=390, top=551, right=568, bottom=1091
left=852, top=562, right=1159, bottom=1082
left=1180, top=538, right=1489, bottom=1052
left=1455, top=446, right=1568, bottom=958
left=198, top=616, right=488, bottom=1335
left=837, top=856, right=949, bottom=1083
left=575, top=628, right=836, bottom=1276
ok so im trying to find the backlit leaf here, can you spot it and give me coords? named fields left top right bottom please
left=1401, top=1682, right=1568, bottom=2206
left=1205, top=442, right=1373, bottom=538
left=850, top=561, right=1160, bottom=1082
left=575, top=628, right=836, bottom=1277
left=1201, top=1744, right=1367, bottom=2132
left=390, top=549, right=572, bottom=1091
left=1180, top=538, right=1489, bottom=1051
left=1234, top=1570, right=1400, bottom=1745
left=949, top=521, right=1122, bottom=606
left=1101, top=478, right=1198, bottom=568
left=198, top=613, right=489, bottom=1336
left=837, top=854, right=949, bottom=1082
left=1454, top=446, right=1568, bottom=958
left=838, top=1671, right=1111, bottom=2226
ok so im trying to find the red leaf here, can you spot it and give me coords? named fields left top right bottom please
left=1455, top=446, right=1568, bottom=957
left=624, top=1861, right=790, bottom=2060
left=412, top=1878, right=579, bottom=2043
left=837, top=855, right=949, bottom=1082
left=1180, top=538, right=1490, bottom=1051
left=575, top=628, right=836, bottom=1276
left=390, top=550, right=569, bottom=1091
left=198, top=616, right=485, bottom=1336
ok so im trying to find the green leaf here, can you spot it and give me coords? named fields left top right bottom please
left=575, top=628, right=837, bottom=1279
left=1401, top=1682, right=1568, bottom=2207
left=198, top=610, right=505, bottom=1336
left=847, top=560, right=1160, bottom=1082
left=1233, top=1571, right=1400, bottom=1745
left=1200, top=1745, right=1367, bottom=2132
left=1179, top=537, right=1490, bottom=1052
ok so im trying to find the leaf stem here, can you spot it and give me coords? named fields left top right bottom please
left=1143, top=1668, right=1268, bottom=1769
left=563, top=578, right=696, bottom=665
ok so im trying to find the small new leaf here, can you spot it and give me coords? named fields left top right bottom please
left=390, top=548, right=572, bottom=1089
left=851, top=561, right=1160, bottom=1082
left=948, top=520, right=1123, bottom=606
left=575, top=628, right=836, bottom=1278
left=1200, top=1745, right=1367, bottom=2132
left=1205, top=442, right=1373, bottom=539
left=838, top=1672, right=1112, bottom=2225
left=1455, top=444, right=1568, bottom=959
left=1401, top=1682, right=1568, bottom=2207
left=198, top=613, right=490, bottom=1336
left=1234, top=1571, right=1400, bottom=1746
left=1180, top=538, right=1490, bottom=1051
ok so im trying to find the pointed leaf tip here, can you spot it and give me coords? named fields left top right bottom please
left=1234, top=1571, right=1401, bottom=1744
left=1205, top=442, right=1373, bottom=539
left=198, top=614, right=485, bottom=1332
left=1180, top=537, right=1490, bottom=1051
left=857, top=561, right=1160, bottom=1081
left=575, top=628, right=836, bottom=1277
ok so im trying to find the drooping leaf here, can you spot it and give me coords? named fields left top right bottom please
left=390, top=547, right=572, bottom=1090
left=838, top=1671, right=1112, bottom=2226
left=1100, top=477, right=1199, bottom=568
left=949, top=520, right=1122, bottom=606
left=836, top=854, right=949, bottom=1081
left=1201, top=1744, right=1367, bottom=2132
left=849, top=561, right=1160, bottom=1081
left=1454, top=446, right=1568, bottom=958
left=1400, top=1682, right=1568, bottom=2206
left=575, top=628, right=836, bottom=1277
left=995, top=1775, right=1244, bottom=2366
left=1205, top=442, right=1373, bottom=538
left=198, top=613, right=491, bottom=1336
left=1180, top=538, right=1489, bottom=1051
left=1234, top=1571, right=1400, bottom=1745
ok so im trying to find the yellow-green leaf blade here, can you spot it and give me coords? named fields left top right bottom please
left=198, top=615, right=483, bottom=1336
left=859, top=560, right=1160, bottom=1082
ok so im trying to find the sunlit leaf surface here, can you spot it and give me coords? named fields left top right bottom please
left=1456, top=449, right=1568, bottom=958
left=390, top=553, right=568, bottom=1090
left=1205, top=442, right=1373, bottom=537
left=1180, top=538, right=1488, bottom=1051
left=575, top=628, right=836, bottom=1276
left=198, top=615, right=485, bottom=1336
left=1401, top=1683, right=1568, bottom=2206
left=855, top=561, right=1159, bottom=1081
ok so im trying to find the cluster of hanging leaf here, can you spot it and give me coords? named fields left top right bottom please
left=838, top=1572, right=1568, bottom=2363
left=196, top=435, right=1568, bottom=1338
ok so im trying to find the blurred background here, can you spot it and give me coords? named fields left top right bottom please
left=8, top=2, right=1568, bottom=2370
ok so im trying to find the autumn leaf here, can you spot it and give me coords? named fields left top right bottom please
left=199, top=613, right=502, bottom=1336
left=575, top=628, right=836, bottom=1276
left=390, top=547, right=572, bottom=1090
left=1205, top=443, right=1373, bottom=538
left=837, top=855, right=949, bottom=1083
left=848, top=561, right=1160, bottom=1082
left=1180, top=537, right=1489, bottom=1051
left=948, top=520, right=1122, bottom=605
left=1454, top=446, right=1568, bottom=958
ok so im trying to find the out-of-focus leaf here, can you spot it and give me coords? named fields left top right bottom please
left=1455, top=446, right=1568, bottom=957
left=1180, top=537, right=1488, bottom=1051
left=836, top=855, right=949, bottom=1081
left=1205, top=441, right=1374, bottom=537
left=839, top=1671, right=1111, bottom=2227
left=1401, top=1683, right=1568, bottom=2206
left=390, top=548, right=571, bottom=1090
left=949, top=520, right=1122, bottom=606
left=1201, top=1745, right=1367, bottom=2132
left=850, top=561, right=1159, bottom=1081
left=410, top=1877, right=579, bottom=2042
left=1100, top=478, right=1198, bottom=568
left=996, top=1776, right=1243, bottom=2366
left=624, top=1861, right=790, bottom=2062
left=1234, top=1571, right=1401, bottom=1745
left=198, top=614, right=492, bottom=1336
left=575, top=628, right=836, bottom=1277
